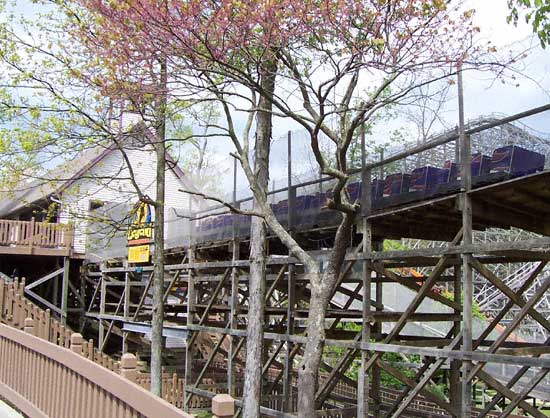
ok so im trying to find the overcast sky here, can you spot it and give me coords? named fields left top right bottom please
left=207, top=1, right=550, bottom=196
left=9, top=1, right=550, bottom=198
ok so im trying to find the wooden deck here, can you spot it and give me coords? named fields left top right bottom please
left=0, top=219, right=73, bottom=256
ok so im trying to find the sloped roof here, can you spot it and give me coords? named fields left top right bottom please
left=0, top=124, right=193, bottom=217
left=0, top=145, right=111, bottom=216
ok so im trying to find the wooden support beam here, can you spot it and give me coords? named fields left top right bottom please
left=316, top=334, right=361, bottom=406
left=500, top=368, right=549, bottom=418
left=283, top=261, right=294, bottom=412
left=476, top=335, right=550, bottom=418
left=100, top=288, right=126, bottom=352
left=374, top=265, right=461, bottom=311
left=470, top=257, right=550, bottom=333
left=183, top=247, right=195, bottom=413
left=468, top=274, right=550, bottom=381
left=266, top=265, right=287, bottom=303
left=185, top=332, right=228, bottom=407
left=361, top=228, right=462, bottom=376
left=476, top=369, right=546, bottom=418
left=187, top=268, right=230, bottom=349
left=228, top=238, right=240, bottom=397
left=376, top=359, right=457, bottom=416
left=473, top=261, right=547, bottom=349
left=131, top=271, right=155, bottom=321
left=389, top=332, right=462, bottom=418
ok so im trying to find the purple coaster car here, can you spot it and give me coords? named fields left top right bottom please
left=383, top=173, right=411, bottom=196
left=490, top=145, right=545, bottom=176
left=410, top=166, right=449, bottom=192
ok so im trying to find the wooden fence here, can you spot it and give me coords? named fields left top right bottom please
left=135, top=373, right=186, bottom=408
left=0, top=219, right=73, bottom=251
left=0, top=323, right=193, bottom=418
left=1, top=277, right=190, bottom=410
left=0, top=277, right=119, bottom=373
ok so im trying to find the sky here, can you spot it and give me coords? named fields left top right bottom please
left=209, top=1, right=550, bottom=196
left=7, top=1, right=550, bottom=198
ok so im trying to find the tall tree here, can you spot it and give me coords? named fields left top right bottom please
left=0, top=1, right=194, bottom=396
left=66, top=1, right=516, bottom=416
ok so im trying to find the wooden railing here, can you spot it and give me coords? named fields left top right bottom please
left=1, top=277, right=119, bottom=372
left=135, top=373, right=186, bottom=408
left=1, top=277, right=192, bottom=410
left=0, top=324, right=193, bottom=418
left=0, top=218, right=73, bottom=254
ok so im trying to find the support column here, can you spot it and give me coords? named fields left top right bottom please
left=61, top=256, right=70, bottom=326
left=123, top=270, right=130, bottom=353
left=184, top=246, right=196, bottom=412
left=79, top=266, right=87, bottom=331
left=283, top=263, right=295, bottom=412
left=358, top=124, right=372, bottom=417
left=371, top=241, right=383, bottom=417
left=227, top=238, right=239, bottom=396
left=99, top=271, right=106, bottom=351
left=283, top=129, right=296, bottom=412
left=458, top=66, right=473, bottom=417
left=227, top=154, right=239, bottom=397
left=450, top=265, right=462, bottom=415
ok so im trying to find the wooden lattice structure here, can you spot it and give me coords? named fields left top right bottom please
left=77, top=104, right=550, bottom=418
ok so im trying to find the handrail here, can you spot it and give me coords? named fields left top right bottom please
left=0, top=218, right=74, bottom=249
left=0, top=324, right=193, bottom=418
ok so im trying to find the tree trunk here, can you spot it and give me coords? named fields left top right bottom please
left=150, top=59, right=167, bottom=397
left=297, top=213, right=355, bottom=417
left=297, top=279, right=329, bottom=417
left=242, top=56, right=277, bottom=418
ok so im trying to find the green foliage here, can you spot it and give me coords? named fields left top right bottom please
left=441, top=290, right=486, bottom=320
left=507, top=0, right=550, bottom=48
left=379, top=351, right=420, bottom=390
left=383, top=239, right=407, bottom=251
left=325, top=322, right=425, bottom=390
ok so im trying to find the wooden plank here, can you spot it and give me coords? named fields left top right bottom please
left=468, top=274, right=550, bottom=381
left=470, top=257, right=550, bottom=332
left=390, top=332, right=463, bottom=418
left=476, top=370, right=545, bottom=418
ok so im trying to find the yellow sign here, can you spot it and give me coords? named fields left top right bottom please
left=127, top=226, right=153, bottom=243
left=128, top=245, right=150, bottom=263
left=127, top=202, right=153, bottom=245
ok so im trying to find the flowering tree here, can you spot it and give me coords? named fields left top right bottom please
left=66, top=1, right=513, bottom=416
left=0, top=2, right=201, bottom=399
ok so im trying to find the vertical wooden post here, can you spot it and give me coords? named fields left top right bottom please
left=99, top=270, right=106, bottom=351
left=450, top=264, right=462, bottom=412
left=458, top=65, right=473, bottom=417
left=44, top=309, right=51, bottom=342
left=283, top=129, right=296, bottom=411
left=61, top=256, right=70, bottom=326
left=123, top=270, right=130, bottom=353
left=212, top=394, right=235, bottom=418
left=227, top=155, right=239, bottom=397
left=283, top=264, right=295, bottom=412
left=24, top=317, right=35, bottom=335
left=29, top=217, right=35, bottom=253
left=71, top=333, right=83, bottom=355
left=120, top=353, right=138, bottom=383
left=0, top=278, right=5, bottom=317
left=184, top=246, right=195, bottom=412
left=358, top=123, right=373, bottom=418
left=371, top=241, right=383, bottom=417
left=79, top=267, right=87, bottom=331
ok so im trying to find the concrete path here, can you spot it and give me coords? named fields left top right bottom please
left=0, top=399, right=23, bottom=418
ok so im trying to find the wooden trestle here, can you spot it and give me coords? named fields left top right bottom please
left=79, top=107, right=550, bottom=418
